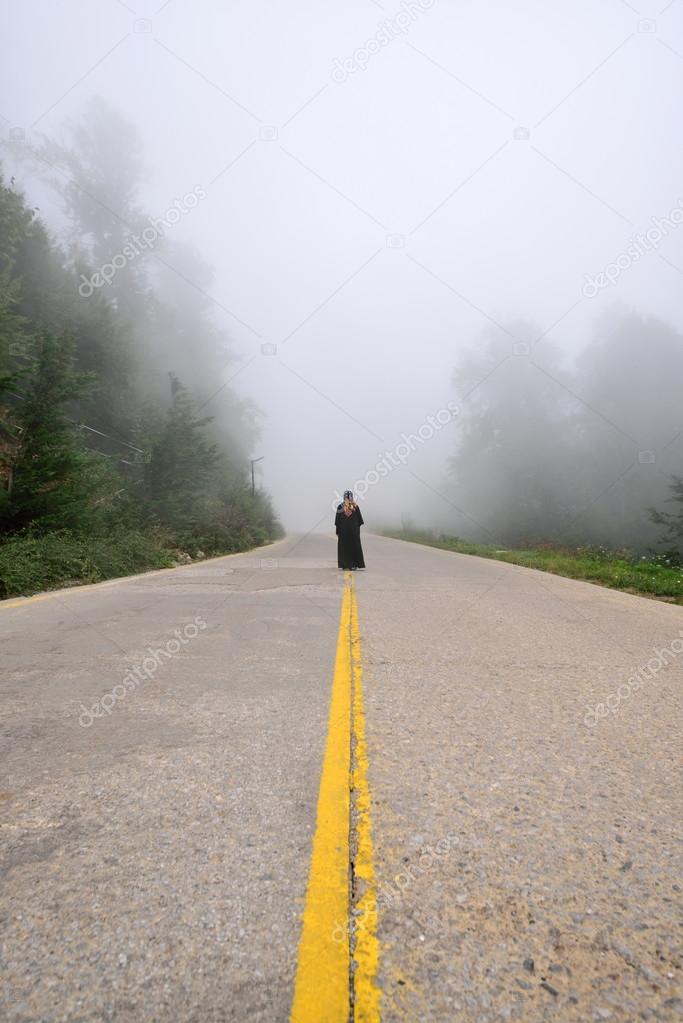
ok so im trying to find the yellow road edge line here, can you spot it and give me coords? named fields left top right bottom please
left=350, top=580, right=381, bottom=1023
left=1, top=592, right=56, bottom=610
left=290, top=578, right=353, bottom=1023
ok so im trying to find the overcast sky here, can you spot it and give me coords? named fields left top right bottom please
left=2, top=0, right=683, bottom=531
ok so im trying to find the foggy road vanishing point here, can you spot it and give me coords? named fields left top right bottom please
left=1, top=533, right=682, bottom=1023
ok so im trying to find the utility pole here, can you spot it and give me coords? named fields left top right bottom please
left=250, top=456, right=264, bottom=496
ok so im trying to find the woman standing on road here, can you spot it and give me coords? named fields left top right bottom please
left=335, top=490, right=365, bottom=571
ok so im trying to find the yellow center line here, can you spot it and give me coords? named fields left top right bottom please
left=350, top=582, right=380, bottom=1022
left=290, top=573, right=380, bottom=1022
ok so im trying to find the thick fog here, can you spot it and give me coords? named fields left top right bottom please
left=2, top=0, right=683, bottom=543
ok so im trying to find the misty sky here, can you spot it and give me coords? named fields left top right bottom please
left=2, top=0, right=683, bottom=531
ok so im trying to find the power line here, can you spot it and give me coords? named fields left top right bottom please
left=5, top=390, right=147, bottom=456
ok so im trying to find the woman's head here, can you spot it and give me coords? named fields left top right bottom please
left=342, top=490, right=355, bottom=516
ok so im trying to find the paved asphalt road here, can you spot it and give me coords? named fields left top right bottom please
left=1, top=533, right=682, bottom=1022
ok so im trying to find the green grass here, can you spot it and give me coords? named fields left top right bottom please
left=0, top=524, right=280, bottom=599
left=382, top=530, right=683, bottom=604
left=0, top=529, right=177, bottom=599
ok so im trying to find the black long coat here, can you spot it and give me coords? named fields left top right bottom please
left=335, top=504, right=365, bottom=569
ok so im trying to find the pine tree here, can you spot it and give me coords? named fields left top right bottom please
left=651, top=478, right=683, bottom=562
left=0, top=329, right=105, bottom=532
left=143, top=374, right=219, bottom=532
left=0, top=176, right=34, bottom=389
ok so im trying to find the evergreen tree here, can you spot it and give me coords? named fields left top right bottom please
left=0, top=174, right=35, bottom=393
left=143, top=374, right=219, bottom=532
left=0, top=329, right=110, bottom=532
left=651, top=477, right=683, bottom=562
left=0, top=126, right=281, bottom=595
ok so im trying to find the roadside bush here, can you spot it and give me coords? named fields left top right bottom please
left=0, top=528, right=175, bottom=598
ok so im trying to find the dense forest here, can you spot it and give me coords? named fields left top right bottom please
left=0, top=101, right=281, bottom=597
left=446, top=313, right=683, bottom=559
